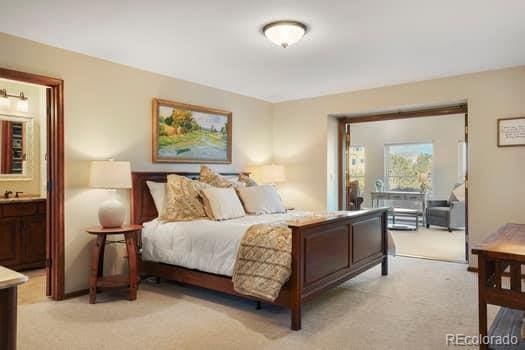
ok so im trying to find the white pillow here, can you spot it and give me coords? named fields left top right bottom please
left=200, top=187, right=246, bottom=220
left=452, top=183, right=466, bottom=202
left=236, top=185, right=286, bottom=215
left=146, top=181, right=166, bottom=216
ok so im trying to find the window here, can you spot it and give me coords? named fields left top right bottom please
left=349, top=145, right=365, bottom=190
left=384, top=142, right=433, bottom=192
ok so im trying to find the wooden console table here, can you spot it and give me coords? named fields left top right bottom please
left=472, top=223, right=525, bottom=350
left=0, top=267, right=28, bottom=350
left=371, top=191, right=427, bottom=226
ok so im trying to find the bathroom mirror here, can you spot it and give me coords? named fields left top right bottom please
left=0, top=114, right=33, bottom=180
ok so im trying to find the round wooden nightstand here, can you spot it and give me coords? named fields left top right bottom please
left=86, top=224, right=142, bottom=304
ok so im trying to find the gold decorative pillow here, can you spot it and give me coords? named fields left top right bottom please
left=199, top=165, right=233, bottom=188
left=238, top=173, right=257, bottom=187
left=161, top=174, right=210, bottom=221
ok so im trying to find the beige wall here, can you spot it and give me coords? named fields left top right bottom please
left=349, top=114, right=465, bottom=207
left=0, top=79, right=45, bottom=196
left=274, top=66, right=525, bottom=267
left=0, top=33, right=274, bottom=293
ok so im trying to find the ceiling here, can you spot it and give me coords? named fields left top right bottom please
left=1, top=0, right=524, bottom=102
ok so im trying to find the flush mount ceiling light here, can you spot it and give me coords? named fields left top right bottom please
left=263, top=21, right=307, bottom=48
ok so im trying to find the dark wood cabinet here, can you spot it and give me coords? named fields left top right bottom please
left=0, top=218, right=19, bottom=267
left=0, top=199, right=46, bottom=270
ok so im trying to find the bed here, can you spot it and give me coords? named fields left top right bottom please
left=132, top=171, right=388, bottom=330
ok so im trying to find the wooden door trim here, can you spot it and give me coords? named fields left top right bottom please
left=0, top=67, right=65, bottom=300
left=337, top=103, right=469, bottom=261
left=339, top=104, right=467, bottom=124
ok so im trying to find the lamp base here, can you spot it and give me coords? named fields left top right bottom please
left=98, top=198, right=125, bottom=228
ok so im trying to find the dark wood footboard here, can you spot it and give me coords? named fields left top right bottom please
left=287, top=208, right=388, bottom=330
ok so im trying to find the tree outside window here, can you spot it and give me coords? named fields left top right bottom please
left=384, top=143, right=433, bottom=192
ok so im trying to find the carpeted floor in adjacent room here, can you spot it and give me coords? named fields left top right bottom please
left=390, top=226, right=466, bottom=262
left=18, top=257, right=496, bottom=350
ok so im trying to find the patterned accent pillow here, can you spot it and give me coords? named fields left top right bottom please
left=238, top=173, right=257, bottom=187
left=161, top=174, right=210, bottom=221
left=199, top=165, right=233, bottom=188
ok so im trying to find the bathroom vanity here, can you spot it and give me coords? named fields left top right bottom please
left=0, top=198, right=46, bottom=270
left=0, top=112, right=47, bottom=271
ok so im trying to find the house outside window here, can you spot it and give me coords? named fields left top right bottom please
left=349, top=145, right=365, bottom=191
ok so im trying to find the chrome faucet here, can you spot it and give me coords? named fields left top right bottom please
left=4, top=190, right=12, bottom=199
left=15, top=191, right=23, bottom=198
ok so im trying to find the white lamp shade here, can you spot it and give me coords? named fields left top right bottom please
left=16, top=99, right=28, bottom=113
left=261, top=164, right=286, bottom=184
left=0, top=97, right=9, bottom=110
left=89, top=160, right=132, bottom=189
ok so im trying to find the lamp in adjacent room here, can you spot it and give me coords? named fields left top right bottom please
left=89, top=160, right=132, bottom=228
left=261, top=164, right=286, bottom=184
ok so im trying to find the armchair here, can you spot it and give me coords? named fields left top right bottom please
left=425, top=185, right=465, bottom=232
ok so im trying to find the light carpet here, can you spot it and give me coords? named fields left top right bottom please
left=390, top=227, right=466, bottom=262
left=18, top=257, right=496, bottom=350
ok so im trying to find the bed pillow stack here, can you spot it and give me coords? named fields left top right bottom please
left=146, top=181, right=166, bottom=216
left=200, top=166, right=285, bottom=216
left=200, top=187, right=246, bottom=220
left=236, top=185, right=286, bottom=215
left=147, top=167, right=285, bottom=221
left=160, top=174, right=210, bottom=221
left=198, top=166, right=247, bottom=220
left=199, top=165, right=234, bottom=188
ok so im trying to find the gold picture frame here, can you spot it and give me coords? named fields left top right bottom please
left=152, top=98, right=232, bottom=163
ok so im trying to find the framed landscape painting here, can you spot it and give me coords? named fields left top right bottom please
left=152, top=98, right=232, bottom=163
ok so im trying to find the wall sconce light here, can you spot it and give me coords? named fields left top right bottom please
left=16, top=92, right=29, bottom=113
left=0, top=89, right=10, bottom=110
left=0, top=88, right=29, bottom=113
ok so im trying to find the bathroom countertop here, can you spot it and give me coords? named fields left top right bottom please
left=0, top=196, right=46, bottom=204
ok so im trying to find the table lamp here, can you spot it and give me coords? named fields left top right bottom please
left=89, top=160, right=132, bottom=228
left=261, top=164, right=286, bottom=184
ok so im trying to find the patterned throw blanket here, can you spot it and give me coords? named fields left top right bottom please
left=232, top=224, right=292, bottom=301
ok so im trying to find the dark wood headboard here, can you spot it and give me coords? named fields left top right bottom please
left=131, top=171, right=247, bottom=225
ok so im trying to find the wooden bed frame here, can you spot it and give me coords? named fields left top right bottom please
left=131, top=171, right=389, bottom=330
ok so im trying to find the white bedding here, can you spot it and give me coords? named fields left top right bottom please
left=141, top=211, right=313, bottom=276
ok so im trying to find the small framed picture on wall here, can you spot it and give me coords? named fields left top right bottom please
left=497, top=116, right=525, bottom=147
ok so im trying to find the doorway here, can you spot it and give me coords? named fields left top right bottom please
left=0, top=68, right=64, bottom=300
left=338, top=104, right=469, bottom=263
